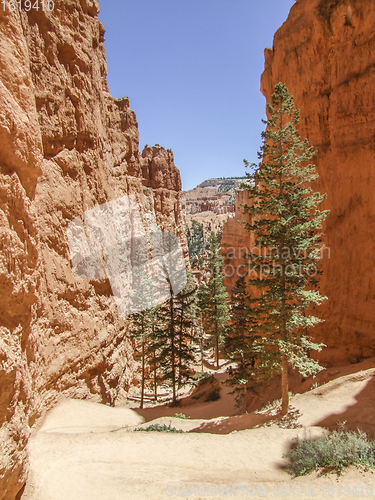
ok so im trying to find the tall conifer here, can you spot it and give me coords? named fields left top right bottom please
left=242, top=83, right=330, bottom=415
left=154, top=269, right=198, bottom=405
left=204, top=231, right=230, bottom=369
left=225, top=274, right=259, bottom=412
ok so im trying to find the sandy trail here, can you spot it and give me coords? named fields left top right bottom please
left=22, top=366, right=375, bottom=500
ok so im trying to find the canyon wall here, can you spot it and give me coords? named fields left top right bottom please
left=221, top=189, right=254, bottom=291
left=222, top=0, right=375, bottom=366
left=0, top=2, right=186, bottom=498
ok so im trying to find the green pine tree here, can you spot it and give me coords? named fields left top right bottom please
left=153, top=288, right=178, bottom=405
left=175, top=270, right=199, bottom=389
left=203, top=231, right=230, bottom=369
left=144, top=306, right=162, bottom=401
left=225, top=274, right=260, bottom=412
left=154, top=269, right=198, bottom=405
left=242, top=82, right=330, bottom=416
left=196, top=281, right=210, bottom=372
left=187, top=219, right=205, bottom=263
left=130, top=310, right=148, bottom=409
left=129, top=246, right=159, bottom=409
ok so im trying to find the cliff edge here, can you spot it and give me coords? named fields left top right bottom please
left=0, top=1, right=186, bottom=497
left=222, top=0, right=375, bottom=367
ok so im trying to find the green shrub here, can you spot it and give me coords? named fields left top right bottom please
left=254, top=398, right=281, bottom=413
left=254, top=392, right=294, bottom=413
left=134, top=423, right=184, bottom=433
left=174, top=413, right=190, bottom=419
left=192, top=372, right=213, bottom=383
left=285, top=426, right=375, bottom=476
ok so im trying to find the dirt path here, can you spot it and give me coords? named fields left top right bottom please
left=22, top=365, right=375, bottom=499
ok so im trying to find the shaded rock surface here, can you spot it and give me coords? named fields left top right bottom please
left=221, top=0, right=375, bottom=366
left=0, top=2, right=186, bottom=498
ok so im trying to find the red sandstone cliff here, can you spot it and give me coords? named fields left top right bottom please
left=222, top=0, right=375, bottom=367
left=0, top=2, right=186, bottom=497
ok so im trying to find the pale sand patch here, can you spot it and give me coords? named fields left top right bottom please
left=35, top=397, right=145, bottom=434
left=294, top=369, right=375, bottom=429
left=22, top=368, right=375, bottom=499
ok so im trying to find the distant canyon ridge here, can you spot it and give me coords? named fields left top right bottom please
left=182, top=177, right=245, bottom=236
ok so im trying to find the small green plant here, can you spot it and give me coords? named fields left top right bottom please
left=192, top=372, right=212, bottom=383
left=312, top=382, right=320, bottom=390
left=284, top=425, right=375, bottom=476
left=254, top=392, right=294, bottom=414
left=174, top=413, right=190, bottom=419
left=134, top=423, right=184, bottom=433
left=254, top=398, right=281, bottom=413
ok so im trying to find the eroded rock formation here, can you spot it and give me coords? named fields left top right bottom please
left=183, top=178, right=241, bottom=216
left=0, top=2, right=186, bottom=497
left=183, top=178, right=242, bottom=249
left=222, top=0, right=375, bottom=366
left=221, top=190, right=254, bottom=291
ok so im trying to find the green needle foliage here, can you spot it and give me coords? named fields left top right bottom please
left=154, top=268, right=198, bottom=405
left=143, top=306, right=163, bottom=401
left=129, top=246, right=160, bottom=409
left=225, top=275, right=260, bottom=412
left=202, top=231, right=230, bottom=369
left=174, top=270, right=199, bottom=389
left=195, top=280, right=210, bottom=371
left=242, top=82, right=330, bottom=415
left=187, top=219, right=205, bottom=264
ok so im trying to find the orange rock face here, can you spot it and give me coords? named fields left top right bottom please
left=221, top=190, right=254, bottom=291
left=222, top=0, right=375, bottom=368
left=0, top=3, right=186, bottom=497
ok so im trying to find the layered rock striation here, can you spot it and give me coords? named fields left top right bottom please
left=0, top=2, right=186, bottom=498
left=183, top=178, right=243, bottom=216
left=221, top=0, right=375, bottom=366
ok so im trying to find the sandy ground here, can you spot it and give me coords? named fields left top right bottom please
left=22, top=364, right=375, bottom=500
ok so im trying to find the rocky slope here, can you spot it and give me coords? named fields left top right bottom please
left=183, top=178, right=245, bottom=216
left=221, top=0, right=375, bottom=366
left=183, top=178, right=244, bottom=244
left=0, top=2, right=186, bottom=498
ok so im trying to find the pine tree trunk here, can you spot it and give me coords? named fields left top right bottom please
left=178, top=312, right=183, bottom=389
left=243, top=384, right=247, bottom=414
left=215, top=334, right=219, bottom=369
left=281, top=354, right=289, bottom=416
left=200, top=329, right=204, bottom=372
left=153, top=350, right=157, bottom=401
left=140, top=340, right=145, bottom=409
left=214, top=278, right=219, bottom=369
left=170, top=297, right=176, bottom=405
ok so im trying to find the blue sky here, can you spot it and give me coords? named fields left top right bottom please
left=98, top=0, right=296, bottom=190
